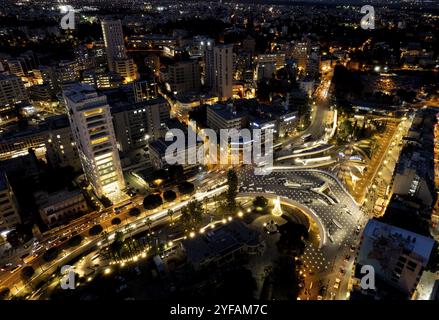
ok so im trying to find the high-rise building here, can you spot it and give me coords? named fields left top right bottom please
left=0, top=171, right=21, bottom=232
left=213, top=44, right=233, bottom=100
left=0, top=74, right=29, bottom=111
left=166, top=60, right=200, bottom=94
left=292, top=40, right=311, bottom=74
left=101, top=19, right=127, bottom=71
left=63, top=83, right=125, bottom=201
left=204, top=41, right=215, bottom=88
left=101, top=19, right=137, bottom=82
left=112, top=97, right=170, bottom=153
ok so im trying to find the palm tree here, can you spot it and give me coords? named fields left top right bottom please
left=109, top=231, right=124, bottom=262
left=167, top=209, right=175, bottom=225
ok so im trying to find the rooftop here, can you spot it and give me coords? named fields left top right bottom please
left=182, top=220, right=260, bottom=266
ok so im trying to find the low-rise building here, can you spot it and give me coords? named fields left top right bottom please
left=181, top=220, right=262, bottom=271
left=34, top=189, right=88, bottom=227
left=352, top=219, right=435, bottom=299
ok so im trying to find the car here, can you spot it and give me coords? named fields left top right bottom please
left=350, top=244, right=356, bottom=252
left=10, top=265, right=21, bottom=274
left=355, top=226, right=361, bottom=234
left=317, top=295, right=323, bottom=300
left=333, top=278, right=341, bottom=290
left=339, top=268, right=346, bottom=276
left=344, top=255, right=351, bottom=263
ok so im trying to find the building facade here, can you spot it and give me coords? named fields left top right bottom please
left=0, top=171, right=21, bottom=232
left=63, top=83, right=125, bottom=200
left=34, top=189, right=88, bottom=227
left=112, top=97, right=170, bottom=153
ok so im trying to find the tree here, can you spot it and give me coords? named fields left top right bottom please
left=111, top=217, right=121, bottom=225
left=89, top=224, right=103, bottom=236
left=180, top=200, right=204, bottom=231
left=277, top=222, right=308, bottom=256
left=21, top=266, right=35, bottom=282
left=215, top=267, right=257, bottom=299
left=68, top=235, right=83, bottom=247
left=226, top=169, right=238, bottom=211
left=6, top=224, right=32, bottom=248
left=143, top=194, right=163, bottom=210
left=109, top=231, right=124, bottom=262
left=271, top=256, right=301, bottom=300
left=253, top=196, right=268, bottom=209
left=180, top=207, right=192, bottom=231
left=129, top=207, right=141, bottom=217
left=43, top=247, right=60, bottom=262
left=168, top=164, right=184, bottom=181
left=0, top=287, right=10, bottom=300
left=167, top=209, right=175, bottom=224
left=163, top=190, right=177, bottom=202
left=145, top=218, right=153, bottom=236
left=100, top=196, right=112, bottom=208
left=178, top=181, right=195, bottom=195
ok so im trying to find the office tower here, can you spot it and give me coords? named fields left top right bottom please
left=167, top=60, right=200, bottom=94
left=292, top=40, right=311, bottom=74
left=101, top=19, right=127, bottom=71
left=204, top=41, right=215, bottom=88
left=63, top=83, right=125, bottom=201
left=112, top=97, right=170, bottom=153
left=0, top=171, right=21, bottom=232
left=0, top=74, right=29, bottom=110
left=213, top=44, right=233, bottom=100
left=101, top=19, right=137, bottom=82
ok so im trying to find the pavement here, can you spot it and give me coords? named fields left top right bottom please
left=236, top=165, right=368, bottom=300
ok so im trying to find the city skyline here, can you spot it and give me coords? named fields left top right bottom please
left=0, top=0, right=438, bottom=305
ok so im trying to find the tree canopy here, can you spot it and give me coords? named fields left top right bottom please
left=163, top=190, right=177, bottom=202
left=89, top=224, right=104, bottom=236
left=143, top=194, right=163, bottom=210
left=178, top=181, right=195, bottom=195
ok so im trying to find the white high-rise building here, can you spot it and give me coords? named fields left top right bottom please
left=213, top=44, right=233, bottom=100
left=63, top=84, right=125, bottom=201
left=101, top=19, right=127, bottom=71
left=205, top=43, right=233, bottom=100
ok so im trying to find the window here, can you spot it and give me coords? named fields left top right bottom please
left=407, top=261, right=417, bottom=272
